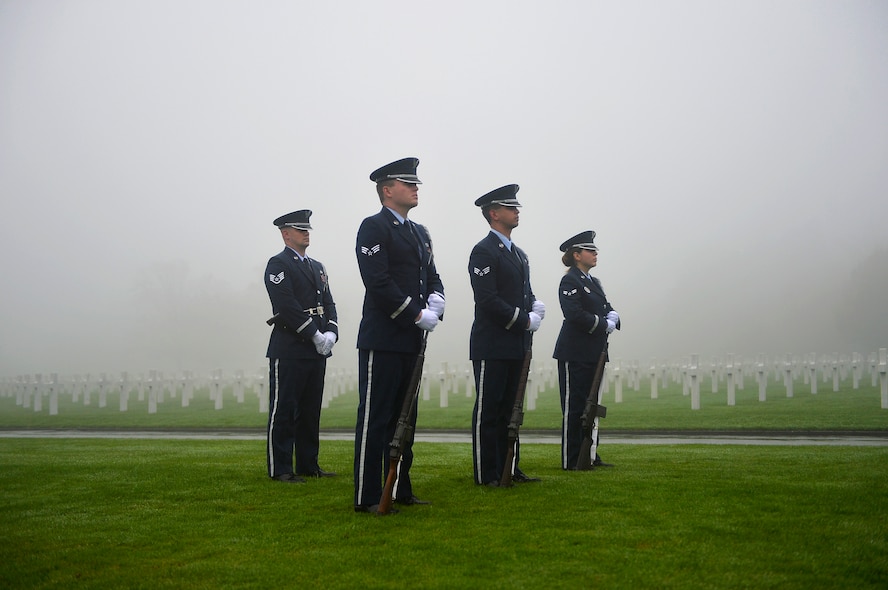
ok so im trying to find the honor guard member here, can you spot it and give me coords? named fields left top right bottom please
left=553, top=230, right=620, bottom=469
left=354, top=157, right=445, bottom=513
left=468, top=184, right=545, bottom=486
left=264, top=209, right=339, bottom=483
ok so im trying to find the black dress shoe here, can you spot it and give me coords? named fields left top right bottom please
left=354, top=504, right=399, bottom=515
left=592, top=459, right=614, bottom=467
left=512, top=469, right=541, bottom=483
left=271, top=473, right=306, bottom=484
left=394, top=495, right=430, bottom=506
left=299, top=467, right=337, bottom=478
left=485, top=481, right=500, bottom=488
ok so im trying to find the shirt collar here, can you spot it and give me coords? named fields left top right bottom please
left=385, top=206, right=407, bottom=224
left=286, top=246, right=306, bottom=262
left=490, top=229, right=513, bottom=251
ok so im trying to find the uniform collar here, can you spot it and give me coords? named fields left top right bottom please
left=384, top=206, right=408, bottom=224
left=286, top=246, right=307, bottom=262
left=490, top=229, right=513, bottom=251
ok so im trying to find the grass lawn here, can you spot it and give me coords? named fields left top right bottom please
left=1, top=439, right=886, bottom=589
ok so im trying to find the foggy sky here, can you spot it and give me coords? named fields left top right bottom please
left=1, top=1, right=887, bottom=378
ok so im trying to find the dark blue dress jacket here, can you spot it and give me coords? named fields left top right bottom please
left=265, top=248, right=338, bottom=360
left=468, top=231, right=536, bottom=360
left=355, top=207, right=444, bottom=354
left=553, top=266, right=619, bottom=363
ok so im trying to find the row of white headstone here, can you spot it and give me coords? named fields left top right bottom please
left=608, top=349, right=888, bottom=410
left=0, top=366, right=366, bottom=416
left=3, top=349, right=886, bottom=415
left=0, top=362, right=552, bottom=416
left=425, top=350, right=888, bottom=411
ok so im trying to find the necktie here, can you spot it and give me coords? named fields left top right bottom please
left=406, top=221, right=422, bottom=254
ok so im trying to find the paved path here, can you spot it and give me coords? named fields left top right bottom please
left=2, top=429, right=887, bottom=446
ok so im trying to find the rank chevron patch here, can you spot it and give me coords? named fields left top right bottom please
left=473, top=266, right=490, bottom=276
left=269, top=271, right=284, bottom=284
left=361, top=244, right=381, bottom=256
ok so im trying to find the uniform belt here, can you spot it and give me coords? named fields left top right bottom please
left=304, top=306, right=325, bottom=316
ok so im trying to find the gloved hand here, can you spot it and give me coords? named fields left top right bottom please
left=606, top=319, right=616, bottom=334
left=428, top=292, right=445, bottom=317
left=415, top=309, right=439, bottom=331
left=532, top=299, right=546, bottom=320
left=527, top=311, right=542, bottom=332
left=322, top=331, right=337, bottom=356
left=606, top=310, right=620, bottom=325
left=311, top=331, right=327, bottom=355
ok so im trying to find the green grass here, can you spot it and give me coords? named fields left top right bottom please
left=2, top=375, right=887, bottom=432
left=1, top=439, right=886, bottom=589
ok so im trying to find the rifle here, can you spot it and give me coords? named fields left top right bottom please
left=575, top=346, right=608, bottom=470
left=499, top=342, right=533, bottom=487
left=377, top=333, right=428, bottom=515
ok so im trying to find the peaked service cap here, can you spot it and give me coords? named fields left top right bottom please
left=273, top=209, right=313, bottom=230
left=369, top=157, right=422, bottom=184
left=474, top=184, right=522, bottom=208
left=559, top=230, right=598, bottom=252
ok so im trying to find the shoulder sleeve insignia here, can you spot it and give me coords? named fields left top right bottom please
left=473, top=266, right=491, bottom=276
left=269, top=271, right=284, bottom=284
left=361, top=244, right=381, bottom=256
left=562, top=288, right=578, bottom=296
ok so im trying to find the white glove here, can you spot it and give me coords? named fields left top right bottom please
left=427, top=292, right=445, bottom=317
left=415, top=309, right=439, bottom=331
left=322, top=331, right=337, bottom=356
left=606, top=310, right=619, bottom=325
left=606, top=319, right=616, bottom=334
left=311, top=331, right=326, bottom=355
left=532, top=300, right=546, bottom=320
left=527, top=311, right=542, bottom=332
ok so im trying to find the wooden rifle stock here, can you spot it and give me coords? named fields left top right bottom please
left=499, top=343, right=533, bottom=487
left=377, top=333, right=428, bottom=515
left=575, top=347, right=608, bottom=471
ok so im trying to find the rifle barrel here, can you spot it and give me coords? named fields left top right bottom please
left=575, top=346, right=608, bottom=471
left=500, top=343, right=533, bottom=487
left=378, top=333, right=428, bottom=515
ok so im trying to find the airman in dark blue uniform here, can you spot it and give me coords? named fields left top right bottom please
left=468, top=184, right=546, bottom=486
left=264, top=210, right=339, bottom=483
left=553, top=230, right=620, bottom=469
left=354, top=157, right=445, bottom=513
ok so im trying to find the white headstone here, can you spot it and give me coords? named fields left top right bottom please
left=613, top=361, right=623, bottom=403
left=48, top=373, right=58, bottom=415
left=439, top=368, right=448, bottom=408
left=726, top=354, right=736, bottom=406
left=119, top=372, right=129, bottom=412
left=649, top=359, right=658, bottom=400
left=879, top=348, right=887, bottom=410
left=757, top=355, right=767, bottom=402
